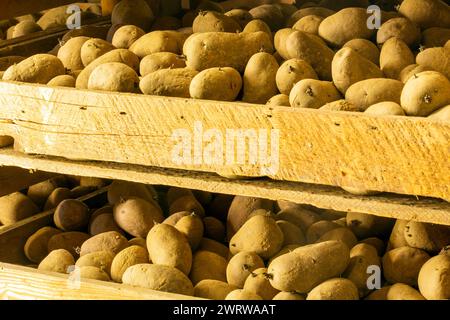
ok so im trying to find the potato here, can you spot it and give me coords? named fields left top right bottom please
left=387, top=219, right=409, bottom=251
left=44, top=187, right=72, bottom=210
left=243, top=267, right=279, bottom=300
left=80, top=231, right=128, bottom=256
left=382, top=283, right=425, bottom=300
left=79, top=266, right=110, bottom=281
left=399, top=64, right=433, bottom=83
left=317, top=227, right=358, bottom=250
left=168, top=194, right=205, bottom=217
left=3, top=54, right=64, bottom=84
left=226, top=251, right=265, bottom=288
left=0, top=56, right=25, bottom=71
left=307, top=278, right=359, bottom=300
left=422, top=27, right=450, bottom=48
left=365, top=286, right=391, bottom=300
left=140, top=68, right=198, bottom=98
left=76, top=49, right=139, bottom=89
left=198, top=238, right=230, bottom=259
left=107, top=180, right=157, bottom=205
left=11, top=20, right=42, bottom=38
left=365, top=102, right=405, bottom=116
left=110, top=245, right=149, bottom=282
left=242, top=19, right=271, bottom=35
left=273, top=291, right=305, bottom=300
left=37, top=6, right=71, bottom=30
left=89, top=213, right=123, bottom=236
left=24, top=227, right=62, bottom=263
left=418, top=254, right=450, bottom=300
left=273, top=28, right=295, bottom=60
left=54, top=199, right=90, bottom=231
left=175, top=214, right=204, bottom=250
left=194, top=279, right=237, bottom=300
left=416, top=47, right=450, bottom=79
left=190, top=67, right=242, bottom=101
left=122, top=264, right=194, bottom=296
left=266, top=94, right=290, bottom=107
left=401, top=71, right=450, bottom=116
left=276, top=59, right=318, bottom=95
left=225, top=9, right=253, bottom=29
left=276, top=220, right=306, bottom=246
left=242, top=52, right=279, bottom=104
left=292, top=15, right=323, bottom=35
left=203, top=217, right=225, bottom=242
left=163, top=211, right=191, bottom=226
left=47, top=231, right=89, bottom=258
left=47, top=75, right=76, bottom=87
left=139, top=53, right=185, bottom=77
left=286, top=31, right=335, bottom=80
left=38, top=249, right=74, bottom=274
left=190, top=250, right=227, bottom=285
left=343, top=39, right=380, bottom=66
left=382, top=246, right=430, bottom=286
left=130, top=31, right=186, bottom=59
left=183, top=31, right=274, bottom=72
left=111, top=25, right=145, bottom=49
left=306, top=220, right=341, bottom=243
left=0, top=192, right=39, bottom=225
left=225, top=289, right=263, bottom=300
left=62, top=25, right=109, bottom=43
left=75, top=250, right=115, bottom=275
left=249, top=4, right=284, bottom=31
left=343, top=243, right=381, bottom=297
left=111, top=0, right=155, bottom=31
left=380, top=38, right=415, bottom=80
left=57, top=37, right=90, bottom=71
left=88, top=62, right=139, bottom=93
left=404, top=221, right=450, bottom=254
left=319, top=99, right=358, bottom=112
left=377, top=17, right=421, bottom=47
left=229, top=215, right=284, bottom=259
left=268, top=240, right=350, bottom=293
left=81, top=38, right=115, bottom=67
left=289, top=79, right=341, bottom=109
left=429, top=105, right=450, bottom=121
left=147, top=223, right=192, bottom=274
left=346, top=212, right=394, bottom=240
left=359, top=237, right=386, bottom=256
left=276, top=205, right=320, bottom=232
left=286, top=7, right=335, bottom=27
left=399, top=0, right=450, bottom=29
left=318, top=8, right=375, bottom=47
left=151, top=16, right=182, bottom=31
left=193, top=11, right=241, bottom=33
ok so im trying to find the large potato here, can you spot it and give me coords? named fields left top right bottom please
left=268, top=240, right=350, bottom=293
left=189, top=67, right=242, bottom=101
left=316, top=227, right=358, bottom=250
left=183, top=31, right=274, bottom=72
left=226, top=251, right=265, bottom=288
left=110, top=245, right=149, bottom=282
left=289, top=79, right=341, bottom=109
left=193, top=11, right=241, bottom=33
left=376, top=17, right=421, bottom=47
left=81, top=38, right=115, bottom=67
left=0, top=192, right=39, bottom=226
left=398, top=0, right=450, bottom=29
left=139, top=52, right=186, bottom=76
left=147, top=223, right=192, bottom=275
left=380, top=38, right=415, bottom=79
left=122, top=264, right=194, bottom=296
left=140, top=68, right=198, bottom=98
left=416, top=47, right=450, bottom=79
left=190, top=250, right=227, bottom=285
left=403, top=221, right=450, bottom=254
left=111, top=0, right=155, bottom=31
left=194, top=280, right=237, bottom=300
left=24, top=227, right=62, bottom=263
left=418, top=254, right=450, bottom=300
left=3, top=54, right=64, bottom=84
left=88, top=62, right=139, bottom=93
left=276, top=58, right=318, bottom=95
left=38, top=249, right=74, bottom=274
left=129, top=31, right=187, bottom=58
left=75, top=250, right=115, bottom=275
left=80, top=231, right=128, bottom=256
left=343, top=39, right=380, bottom=65
left=57, top=37, right=90, bottom=71
left=307, top=278, right=359, bottom=300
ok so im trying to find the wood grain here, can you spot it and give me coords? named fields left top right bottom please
left=0, top=148, right=448, bottom=226
left=0, top=0, right=75, bottom=20
left=0, top=81, right=448, bottom=201
left=0, top=166, right=54, bottom=197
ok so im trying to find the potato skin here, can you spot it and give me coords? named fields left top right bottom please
left=403, top=221, right=450, bottom=254
left=24, top=227, right=62, bottom=263
left=54, top=199, right=90, bottom=232
left=175, top=214, right=204, bottom=250
left=79, top=266, right=111, bottom=281
left=380, top=38, right=415, bottom=79
left=0, top=192, right=39, bottom=225
left=289, top=79, right=341, bottom=109
left=190, top=250, right=227, bottom=285
left=3, top=54, right=64, bottom=84
left=399, top=64, right=432, bottom=83
left=81, top=38, right=115, bottom=67
left=249, top=4, right=284, bottom=31
left=147, top=223, right=192, bottom=275
left=242, top=19, right=272, bottom=35
left=11, top=20, right=42, bottom=38
left=110, top=245, right=149, bottom=282
left=365, top=102, right=405, bottom=116
left=44, top=187, right=72, bottom=210
left=306, top=220, right=341, bottom=244
left=38, top=249, right=75, bottom=274
left=198, top=238, right=230, bottom=259
left=399, top=0, right=450, bottom=29
left=418, top=254, right=450, bottom=300
left=183, top=31, right=274, bottom=73
left=123, top=264, right=194, bottom=296
left=266, top=94, right=290, bottom=107
left=107, top=180, right=157, bottom=206
left=276, top=58, right=318, bottom=95
left=0, top=56, right=25, bottom=71
left=75, top=250, right=115, bottom=275
left=429, top=105, right=450, bottom=122
left=268, top=240, right=350, bottom=293
left=112, top=25, right=145, bottom=49
left=226, top=251, right=265, bottom=288
left=193, top=11, right=241, bottom=33
left=319, top=99, right=359, bottom=112
left=88, top=62, right=139, bottom=93
left=243, top=267, right=280, bottom=300
left=316, top=227, right=358, bottom=250
left=292, top=15, right=323, bottom=35
left=194, top=280, right=237, bottom=300
left=111, top=0, right=155, bottom=31
left=400, top=71, right=450, bottom=116
left=80, top=231, right=128, bottom=256
left=47, top=231, right=90, bottom=258
left=190, top=67, right=242, bottom=101
left=377, top=17, right=421, bottom=47
left=47, top=75, right=76, bottom=87
left=140, top=68, right=198, bottom=98
left=307, top=278, right=359, bottom=300
left=130, top=31, right=187, bottom=59
left=139, top=52, right=186, bottom=77
left=273, top=291, right=305, bottom=300
left=276, top=220, right=306, bottom=246
left=57, top=37, right=90, bottom=71
left=202, top=216, right=225, bottom=242
left=416, top=47, right=450, bottom=79
left=225, top=289, right=263, bottom=300
left=274, top=28, right=295, bottom=60
left=286, top=7, right=335, bottom=27
left=343, top=39, right=380, bottom=65
left=346, top=212, right=394, bottom=239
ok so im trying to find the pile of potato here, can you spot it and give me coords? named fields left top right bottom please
left=0, top=0, right=449, bottom=121
left=21, top=179, right=450, bottom=300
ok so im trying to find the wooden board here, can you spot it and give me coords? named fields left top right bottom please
left=0, top=81, right=448, bottom=201
left=0, top=166, right=54, bottom=196
left=0, top=0, right=75, bottom=20
left=0, top=148, right=448, bottom=226
left=0, top=263, right=199, bottom=300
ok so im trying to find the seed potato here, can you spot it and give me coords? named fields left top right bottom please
left=75, top=250, right=115, bottom=275
left=190, top=67, right=242, bottom=101
left=112, top=25, right=145, bottom=49
left=3, top=54, right=64, bottom=84
left=418, top=254, right=450, bottom=300
left=289, top=79, right=341, bottom=109
left=194, top=280, right=238, bottom=300
left=190, top=250, right=227, bottom=285
left=307, top=278, right=359, bottom=300
left=24, top=226, right=62, bottom=263
left=81, top=38, right=115, bottom=67
left=38, top=249, right=75, bottom=274
left=110, top=245, right=149, bottom=282
left=80, top=231, right=128, bottom=256
left=243, top=267, right=280, bottom=300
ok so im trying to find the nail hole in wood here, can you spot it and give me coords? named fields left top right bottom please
left=120, top=111, right=127, bottom=115
left=80, top=106, right=87, bottom=110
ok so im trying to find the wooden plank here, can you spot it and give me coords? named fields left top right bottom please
left=0, top=81, right=448, bottom=201
left=0, top=0, right=75, bottom=20
left=0, top=263, right=200, bottom=300
left=0, top=148, right=448, bottom=226
left=0, top=166, right=54, bottom=196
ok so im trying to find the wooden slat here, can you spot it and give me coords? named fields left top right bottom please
left=0, top=148, right=448, bottom=226
left=0, top=81, right=448, bottom=201
left=0, top=0, right=75, bottom=20
left=0, top=166, right=54, bottom=196
left=0, top=263, right=199, bottom=300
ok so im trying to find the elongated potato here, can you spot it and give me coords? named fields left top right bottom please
left=276, top=58, right=318, bottom=95
left=343, top=39, right=380, bottom=65
left=24, top=227, right=62, bottom=263
left=57, top=37, right=90, bottom=72
left=416, top=47, right=450, bottom=79
left=38, top=249, right=74, bottom=274
left=139, top=52, right=186, bottom=76
left=226, top=251, right=265, bottom=288
left=307, top=278, right=359, bottom=300
left=75, top=250, right=115, bottom=275
left=80, top=231, right=128, bottom=256
left=289, top=79, right=341, bottom=109
left=110, top=245, right=149, bottom=282
left=400, top=71, right=450, bottom=116
left=112, top=25, right=145, bottom=49
left=111, top=0, right=155, bottom=31
left=418, top=254, right=450, bottom=300
left=0, top=192, right=39, bottom=226
left=274, top=28, right=295, bottom=60
left=190, top=250, right=227, bottom=285
left=190, top=67, right=242, bottom=101
left=183, top=31, right=274, bottom=72
left=398, top=0, right=450, bottom=29
left=3, top=54, right=64, bottom=84
left=365, top=102, right=405, bottom=116
left=140, top=68, right=198, bottom=98
left=380, top=38, right=415, bottom=79
left=194, top=279, right=237, bottom=300
left=81, top=38, right=115, bottom=67
left=193, top=11, right=241, bottom=33
left=129, top=31, right=187, bottom=58
left=377, top=17, right=421, bottom=47
left=268, top=240, right=350, bottom=293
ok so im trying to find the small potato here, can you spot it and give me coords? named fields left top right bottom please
left=110, top=245, right=149, bottom=282
left=12, top=21, right=42, bottom=38
left=289, top=79, right=341, bottom=109
left=403, top=221, right=450, bottom=254
left=88, top=62, right=139, bottom=93
left=343, top=39, right=380, bottom=65
left=166, top=187, right=194, bottom=205
left=79, top=266, right=110, bottom=281
left=194, top=280, right=237, bottom=300
left=140, top=68, right=198, bottom=98
left=203, top=217, right=225, bottom=242
left=292, top=15, right=323, bottom=35
left=107, top=180, right=157, bottom=206
left=319, top=99, right=359, bottom=112
left=80, top=231, right=128, bottom=256
left=225, top=9, right=253, bottom=29
left=273, top=28, right=295, bottom=60
left=0, top=192, right=39, bottom=225
left=47, top=75, right=76, bottom=87
left=365, top=102, right=406, bottom=116
left=139, top=52, right=186, bottom=77
left=190, top=67, right=242, bottom=101
left=226, top=251, right=265, bottom=288
left=190, top=250, right=227, bottom=285
left=130, top=31, right=187, bottom=58
left=175, top=214, right=204, bottom=250
left=382, top=246, right=430, bottom=287
left=307, top=278, right=359, bottom=300
left=428, top=105, right=450, bottom=122
left=418, top=254, right=450, bottom=300
left=346, top=212, right=394, bottom=239
left=54, top=199, right=90, bottom=231
left=242, top=19, right=272, bottom=35
left=380, top=38, right=415, bottom=79
left=198, top=238, right=230, bottom=259
left=81, top=38, right=115, bottom=67
left=147, top=223, right=192, bottom=275
left=306, top=220, right=341, bottom=243
left=225, top=289, right=263, bottom=300
left=113, top=197, right=163, bottom=238
left=48, top=231, right=90, bottom=258
left=400, top=71, right=450, bottom=116
left=276, top=58, right=318, bottom=95
left=112, top=25, right=145, bottom=49
left=38, top=249, right=74, bottom=274
left=273, top=291, right=305, bottom=300
left=193, top=11, right=241, bottom=33
left=416, top=47, right=450, bottom=79
left=44, top=187, right=72, bottom=210
left=376, top=17, right=421, bottom=46
left=111, top=0, right=155, bottom=31
left=249, top=4, right=284, bottom=31
left=89, top=213, right=123, bottom=236
left=229, top=215, right=284, bottom=260
left=75, top=251, right=115, bottom=275
left=57, top=37, right=90, bottom=71
left=266, top=94, right=290, bottom=107
left=2, top=54, right=65, bottom=84
left=122, top=264, right=194, bottom=296
left=24, top=227, right=62, bottom=263
left=316, top=227, right=358, bottom=250
left=243, top=268, right=280, bottom=300
left=276, top=220, right=306, bottom=246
